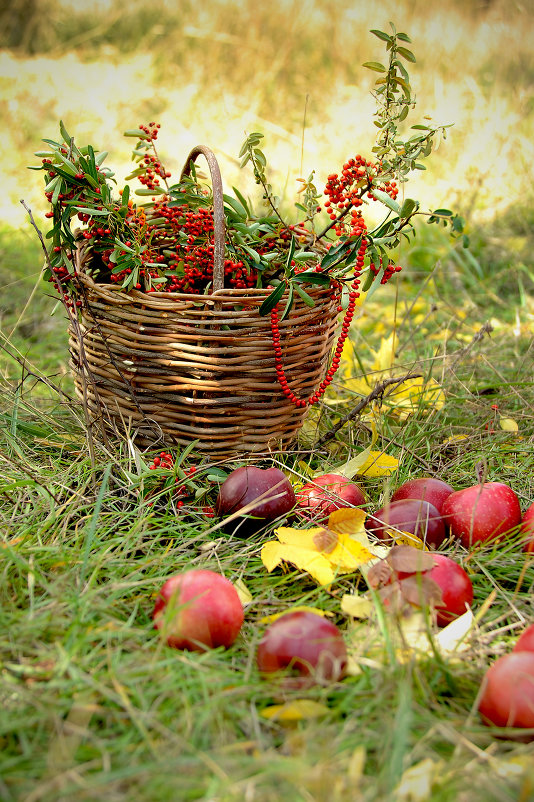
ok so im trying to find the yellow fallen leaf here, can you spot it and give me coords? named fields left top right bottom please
left=372, top=333, right=396, bottom=373
left=355, top=451, right=399, bottom=477
left=500, top=416, right=519, bottom=433
left=327, top=508, right=368, bottom=537
left=384, top=377, right=445, bottom=418
left=261, top=539, right=336, bottom=585
left=441, top=434, right=468, bottom=446
left=384, top=527, right=427, bottom=550
left=261, top=523, right=375, bottom=586
left=341, top=593, right=374, bottom=619
left=260, top=700, right=330, bottom=722
left=396, top=758, right=442, bottom=801
left=233, top=578, right=253, bottom=606
left=347, top=745, right=367, bottom=784
left=260, top=606, right=330, bottom=625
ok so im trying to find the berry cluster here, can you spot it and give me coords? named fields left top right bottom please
left=369, top=259, right=403, bottom=284
left=323, top=155, right=398, bottom=239
left=147, top=452, right=214, bottom=516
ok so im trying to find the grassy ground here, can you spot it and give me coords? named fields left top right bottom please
left=0, top=220, right=533, bottom=800
left=1, top=1, right=534, bottom=799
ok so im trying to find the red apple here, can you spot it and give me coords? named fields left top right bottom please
left=152, top=569, right=244, bottom=651
left=393, top=552, right=473, bottom=626
left=215, top=465, right=295, bottom=536
left=521, top=503, right=534, bottom=553
left=391, top=477, right=454, bottom=515
left=514, top=624, right=534, bottom=654
left=426, top=553, right=474, bottom=626
left=478, top=652, right=534, bottom=733
left=366, top=498, right=446, bottom=548
left=441, top=482, right=522, bottom=548
left=296, top=473, right=365, bottom=523
left=256, top=610, right=347, bottom=688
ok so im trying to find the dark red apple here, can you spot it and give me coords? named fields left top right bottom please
left=521, top=503, right=534, bottom=553
left=256, top=610, right=347, bottom=688
left=441, top=482, right=522, bottom=548
left=478, top=652, right=534, bottom=733
left=366, top=498, right=446, bottom=548
left=391, top=477, right=454, bottom=515
left=152, top=569, right=244, bottom=651
left=296, top=473, right=366, bottom=523
left=215, top=465, right=295, bottom=536
left=514, top=624, right=534, bottom=654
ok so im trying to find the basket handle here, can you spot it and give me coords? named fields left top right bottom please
left=180, top=145, right=226, bottom=292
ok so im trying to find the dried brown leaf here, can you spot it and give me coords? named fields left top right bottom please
left=386, top=545, right=435, bottom=574
left=399, top=574, right=443, bottom=608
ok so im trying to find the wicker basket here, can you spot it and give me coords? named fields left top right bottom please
left=68, top=146, right=339, bottom=457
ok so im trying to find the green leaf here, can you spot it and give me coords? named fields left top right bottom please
left=121, top=184, right=130, bottom=207
left=399, top=198, right=418, bottom=218
left=51, top=178, right=62, bottom=206
left=259, top=282, right=286, bottom=316
left=231, top=186, right=251, bottom=216
left=59, top=120, right=72, bottom=145
left=370, top=29, right=392, bottom=42
left=371, top=188, right=401, bottom=214
left=396, top=46, right=416, bottom=63
left=223, top=194, right=248, bottom=220
left=294, top=271, right=330, bottom=286
left=279, top=283, right=294, bottom=322
left=253, top=149, right=267, bottom=167
left=242, top=245, right=261, bottom=264
left=363, top=61, right=386, bottom=72
left=124, top=129, right=151, bottom=139
left=411, top=124, right=430, bottom=130
left=135, top=187, right=166, bottom=195
left=396, top=32, right=411, bottom=42
left=293, top=283, right=316, bottom=307
left=239, top=154, right=251, bottom=168
left=74, top=207, right=108, bottom=216
left=293, top=251, right=317, bottom=262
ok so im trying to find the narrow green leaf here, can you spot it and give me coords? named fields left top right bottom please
left=396, top=46, right=416, bottom=63
left=135, top=187, right=166, bottom=195
left=59, top=120, right=72, bottom=145
left=293, top=251, right=317, bottom=262
left=362, top=61, right=386, bottom=72
left=396, top=32, right=411, bottom=42
left=293, top=283, right=316, bottom=307
left=370, top=29, right=392, bottom=42
left=280, top=283, right=294, bottom=322
left=294, top=271, right=331, bottom=286
left=124, top=129, right=151, bottom=139
left=223, top=194, right=248, bottom=220
left=231, top=186, right=251, bottom=216
left=259, top=282, right=286, bottom=316
left=371, top=188, right=401, bottom=214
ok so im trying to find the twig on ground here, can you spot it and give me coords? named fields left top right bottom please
left=315, top=372, right=422, bottom=448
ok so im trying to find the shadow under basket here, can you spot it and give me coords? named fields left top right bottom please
left=68, top=145, right=339, bottom=458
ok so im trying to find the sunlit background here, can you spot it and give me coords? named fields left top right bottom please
left=1, top=0, right=533, bottom=230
